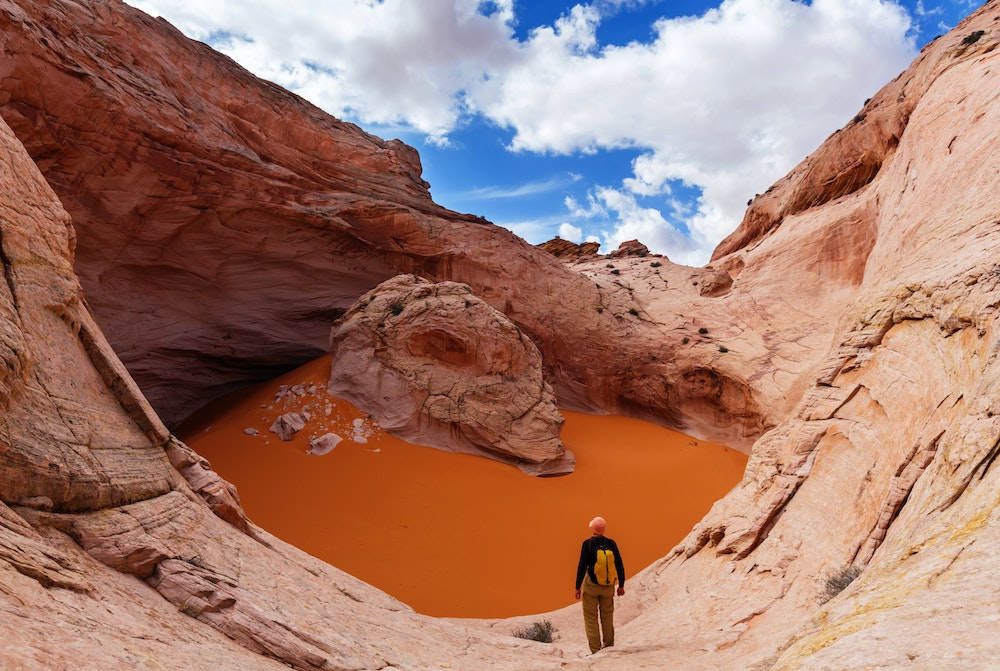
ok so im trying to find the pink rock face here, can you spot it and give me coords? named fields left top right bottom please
left=0, top=0, right=768, bottom=453
left=0, top=112, right=567, bottom=671
left=328, top=275, right=571, bottom=474
left=5, top=0, right=1000, bottom=669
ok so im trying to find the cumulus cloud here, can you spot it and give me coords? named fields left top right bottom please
left=478, top=0, right=916, bottom=262
left=558, top=222, right=584, bottom=242
left=128, top=0, right=518, bottom=142
left=126, top=0, right=917, bottom=263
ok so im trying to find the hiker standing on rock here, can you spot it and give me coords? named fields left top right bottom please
left=575, top=516, right=626, bottom=654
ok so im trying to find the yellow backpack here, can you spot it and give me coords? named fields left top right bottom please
left=593, top=544, right=618, bottom=586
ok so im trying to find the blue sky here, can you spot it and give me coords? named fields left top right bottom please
left=126, top=0, right=983, bottom=265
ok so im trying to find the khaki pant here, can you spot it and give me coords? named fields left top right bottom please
left=581, top=576, right=616, bottom=653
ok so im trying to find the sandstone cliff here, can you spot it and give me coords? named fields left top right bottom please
left=1, top=0, right=1000, bottom=669
left=0, top=0, right=776, bottom=453
left=0, top=109, right=564, bottom=670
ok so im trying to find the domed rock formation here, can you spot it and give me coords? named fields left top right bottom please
left=328, top=274, right=571, bottom=475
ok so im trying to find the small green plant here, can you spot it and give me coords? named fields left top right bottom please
left=719, top=346, right=729, bottom=353
left=698, top=327, right=709, bottom=334
left=512, top=620, right=555, bottom=643
left=628, top=307, right=639, bottom=316
left=820, top=565, right=862, bottom=603
left=610, top=269, right=620, bottom=275
left=682, top=337, right=690, bottom=344
left=650, top=261, right=662, bottom=268
left=962, top=30, right=985, bottom=45
left=389, top=302, right=405, bottom=316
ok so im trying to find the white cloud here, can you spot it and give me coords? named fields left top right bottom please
left=479, top=0, right=916, bottom=263
left=126, top=0, right=917, bottom=263
left=460, top=173, right=581, bottom=199
left=558, top=222, right=584, bottom=242
left=128, top=0, right=519, bottom=142
left=591, top=187, right=702, bottom=263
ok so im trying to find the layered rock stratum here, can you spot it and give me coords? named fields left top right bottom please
left=1, top=0, right=1000, bottom=669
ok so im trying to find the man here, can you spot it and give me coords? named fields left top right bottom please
left=574, top=516, right=626, bottom=654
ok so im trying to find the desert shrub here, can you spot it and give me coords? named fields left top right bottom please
left=698, top=327, right=709, bottom=334
left=650, top=261, right=662, bottom=268
left=962, top=30, right=985, bottom=45
left=629, top=307, right=639, bottom=316
left=610, top=269, right=620, bottom=275
left=513, top=620, right=555, bottom=643
left=682, top=337, right=690, bottom=344
left=389, top=302, right=405, bottom=316
left=719, top=346, right=729, bottom=353
left=821, top=565, right=862, bottom=603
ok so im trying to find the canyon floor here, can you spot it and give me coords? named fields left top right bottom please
left=178, top=355, right=747, bottom=619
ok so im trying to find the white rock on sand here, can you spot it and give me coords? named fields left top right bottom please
left=268, top=411, right=310, bottom=441
left=307, top=433, right=342, bottom=456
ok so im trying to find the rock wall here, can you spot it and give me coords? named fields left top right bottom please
left=0, top=0, right=774, bottom=452
left=0, top=110, right=565, bottom=670
left=2, top=0, right=1000, bottom=669
left=602, top=7, right=1000, bottom=669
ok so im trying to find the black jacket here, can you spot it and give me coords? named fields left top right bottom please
left=575, top=535, right=625, bottom=590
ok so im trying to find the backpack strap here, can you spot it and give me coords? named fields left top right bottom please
left=586, top=536, right=604, bottom=584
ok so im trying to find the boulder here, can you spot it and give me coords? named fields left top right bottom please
left=537, top=237, right=602, bottom=259
left=608, top=239, right=651, bottom=258
left=328, top=275, right=571, bottom=475
left=269, top=411, right=309, bottom=441
left=307, top=433, right=342, bottom=456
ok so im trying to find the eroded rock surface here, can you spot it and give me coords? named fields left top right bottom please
left=328, top=275, right=571, bottom=474
left=0, top=101, right=564, bottom=671
left=537, top=237, right=602, bottom=259
left=0, top=0, right=772, bottom=453
left=3, top=0, right=1000, bottom=670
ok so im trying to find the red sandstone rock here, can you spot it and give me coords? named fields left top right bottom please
left=537, top=237, right=602, bottom=259
left=608, top=239, right=652, bottom=258
left=0, top=108, right=565, bottom=671
left=0, top=0, right=768, bottom=452
left=3, top=1, right=1000, bottom=670
left=328, top=274, right=572, bottom=474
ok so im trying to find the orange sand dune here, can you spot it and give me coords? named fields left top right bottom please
left=178, top=356, right=747, bottom=619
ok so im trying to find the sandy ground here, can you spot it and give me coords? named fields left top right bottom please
left=178, top=356, right=747, bottom=619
